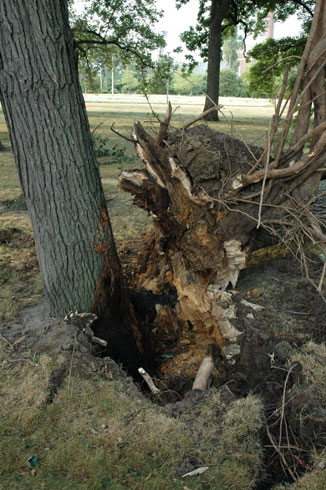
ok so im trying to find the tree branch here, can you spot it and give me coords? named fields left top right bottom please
left=75, top=31, right=152, bottom=68
left=292, top=0, right=314, bottom=17
left=110, top=122, right=135, bottom=143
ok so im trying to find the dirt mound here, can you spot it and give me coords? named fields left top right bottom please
left=168, top=124, right=263, bottom=198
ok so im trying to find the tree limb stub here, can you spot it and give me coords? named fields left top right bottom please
left=192, top=356, right=214, bottom=391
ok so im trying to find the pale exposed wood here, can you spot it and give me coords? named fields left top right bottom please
left=182, top=467, right=209, bottom=477
left=138, top=367, right=160, bottom=394
left=192, top=356, right=214, bottom=391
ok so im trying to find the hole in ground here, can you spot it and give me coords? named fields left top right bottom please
left=91, top=286, right=321, bottom=489
left=92, top=288, right=178, bottom=390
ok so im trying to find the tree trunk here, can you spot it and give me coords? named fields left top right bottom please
left=119, top=0, right=326, bottom=375
left=0, top=0, right=141, bottom=369
left=203, top=0, right=231, bottom=121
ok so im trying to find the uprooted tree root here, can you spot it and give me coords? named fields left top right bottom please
left=100, top=1, right=326, bottom=485
left=117, top=0, right=326, bottom=380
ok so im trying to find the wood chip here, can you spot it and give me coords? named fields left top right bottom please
left=241, top=299, right=264, bottom=311
left=182, top=466, right=209, bottom=477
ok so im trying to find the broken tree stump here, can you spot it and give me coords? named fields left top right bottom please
left=120, top=125, right=261, bottom=365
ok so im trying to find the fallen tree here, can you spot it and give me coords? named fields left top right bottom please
left=119, top=0, right=326, bottom=373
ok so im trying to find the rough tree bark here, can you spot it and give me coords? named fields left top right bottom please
left=120, top=0, right=326, bottom=374
left=0, top=0, right=141, bottom=368
left=203, top=0, right=231, bottom=121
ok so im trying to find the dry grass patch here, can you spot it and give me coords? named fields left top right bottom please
left=0, top=348, right=266, bottom=490
left=0, top=214, right=42, bottom=321
left=175, top=388, right=264, bottom=489
left=0, top=353, right=192, bottom=489
left=269, top=342, right=326, bottom=489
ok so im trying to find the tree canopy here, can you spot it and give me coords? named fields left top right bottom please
left=175, top=0, right=315, bottom=118
left=247, top=36, right=306, bottom=97
left=176, top=0, right=314, bottom=67
left=70, top=0, right=166, bottom=70
left=245, top=6, right=312, bottom=98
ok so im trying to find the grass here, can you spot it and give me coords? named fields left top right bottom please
left=0, top=350, right=264, bottom=489
left=0, top=216, right=43, bottom=321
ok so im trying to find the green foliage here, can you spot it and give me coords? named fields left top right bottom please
left=176, top=0, right=314, bottom=69
left=70, top=0, right=166, bottom=88
left=121, top=68, right=140, bottom=93
left=247, top=36, right=306, bottom=97
left=147, top=54, right=174, bottom=94
left=222, top=31, right=242, bottom=73
left=172, top=71, right=207, bottom=95
left=92, top=134, right=135, bottom=163
left=220, top=69, right=247, bottom=97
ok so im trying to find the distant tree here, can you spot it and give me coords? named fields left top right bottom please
left=219, top=69, right=247, bottom=96
left=147, top=54, right=174, bottom=94
left=121, top=68, right=140, bottom=93
left=172, top=71, right=207, bottom=95
left=176, top=0, right=315, bottom=120
left=222, top=30, right=241, bottom=73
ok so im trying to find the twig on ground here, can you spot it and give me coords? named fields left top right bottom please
left=279, top=364, right=298, bottom=447
left=91, top=121, right=104, bottom=134
left=0, top=332, right=15, bottom=349
left=5, top=358, right=37, bottom=366
left=67, top=330, right=77, bottom=392
left=266, top=425, right=298, bottom=482
left=138, top=367, right=160, bottom=394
